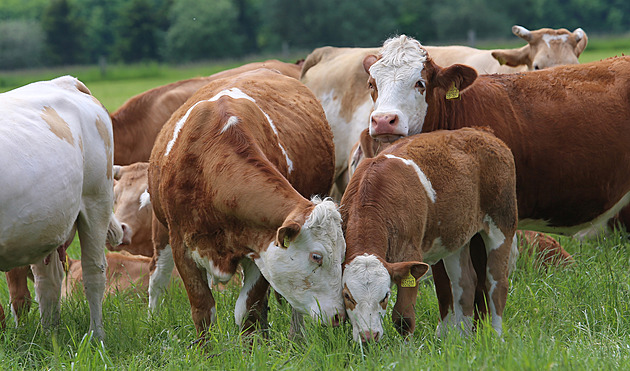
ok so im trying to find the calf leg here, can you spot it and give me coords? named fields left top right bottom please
left=235, top=258, right=270, bottom=336
left=31, top=250, right=64, bottom=331
left=392, top=285, right=419, bottom=338
left=6, top=266, right=32, bottom=325
left=439, top=245, right=476, bottom=337
left=470, top=234, right=489, bottom=322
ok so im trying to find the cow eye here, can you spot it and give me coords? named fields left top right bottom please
left=415, top=80, right=426, bottom=89
left=310, top=252, right=323, bottom=265
left=368, top=81, right=375, bottom=90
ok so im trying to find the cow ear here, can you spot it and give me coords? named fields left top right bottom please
left=492, top=46, right=530, bottom=67
left=573, top=28, right=588, bottom=57
left=385, top=261, right=430, bottom=287
left=435, top=64, right=478, bottom=98
left=113, top=165, right=122, bottom=180
left=358, top=128, right=379, bottom=159
left=276, top=221, right=301, bottom=249
left=363, top=54, right=379, bottom=74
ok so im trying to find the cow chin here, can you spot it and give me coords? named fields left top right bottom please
left=374, top=134, right=404, bottom=143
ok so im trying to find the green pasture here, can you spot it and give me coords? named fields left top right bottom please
left=1, top=35, right=630, bottom=369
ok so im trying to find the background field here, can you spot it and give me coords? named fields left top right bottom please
left=1, top=37, right=630, bottom=370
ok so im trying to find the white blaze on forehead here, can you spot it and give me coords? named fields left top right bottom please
left=385, top=154, right=436, bottom=203
left=542, top=34, right=569, bottom=48
left=343, top=254, right=390, bottom=295
left=139, top=189, right=151, bottom=210
left=164, top=88, right=293, bottom=173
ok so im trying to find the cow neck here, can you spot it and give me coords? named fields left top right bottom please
left=111, top=111, right=147, bottom=165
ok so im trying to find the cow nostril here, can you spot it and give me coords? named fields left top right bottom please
left=389, top=116, right=398, bottom=125
left=331, top=313, right=343, bottom=327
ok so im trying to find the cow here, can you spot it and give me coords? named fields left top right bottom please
left=341, top=128, right=517, bottom=342
left=362, top=35, right=630, bottom=322
left=300, top=26, right=587, bottom=197
left=148, top=68, right=346, bottom=337
left=62, top=252, right=154, bottom=297
left=112, top=59, right=302, bottom=166
left=0, top=76, right=124, bottom=339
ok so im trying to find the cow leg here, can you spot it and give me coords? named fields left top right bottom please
left=30, top=249, right=64, bottom=331
left=148, top=245, right=174, bottom=313
left=77, top=207, right=110, bottom=341
left=469, top=234, right=489, bottom=323
left=431, top=261, right=453, bottom=325
left=5, top=266, right=32, bottom=325
left=235, top=258, right=270, bottom=337
left=439, top=244, right=476, bottom=337
left=170, top=232, right=216, bottom=336
left=0, top=302, right=5, bottom=330
left=392, top=284, right=419, bottom=338
left=479, top=229, right=515, bottom=336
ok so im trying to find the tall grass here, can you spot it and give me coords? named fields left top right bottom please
left=1, top=230, right=629, bottom=369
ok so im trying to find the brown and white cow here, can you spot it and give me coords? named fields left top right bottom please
left=0, top=76, right=123, bottom=339
left=362, top=35, right=630, bottom=321
left=341, top=128, right=517, bottom=342
left=300, top=26, right=587, bottom=196
left=112, top=59, right=302, bottom=166
left=148, top=68, right=345, bottom=336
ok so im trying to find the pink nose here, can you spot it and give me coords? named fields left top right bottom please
left=371, top=113, right=399, bottom=134
left=360, top=330, right=380, bottom=342
left=121, top=223, right=132, bottom=245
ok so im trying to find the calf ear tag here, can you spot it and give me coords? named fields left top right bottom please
left=400, top=270, right=417, bottom=288
left=283, top=236, right=290, bottom=248
left=446, top=82, right=460, bottom=100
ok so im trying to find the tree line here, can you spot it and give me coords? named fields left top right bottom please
left=0, top=0, right=628, bottom=70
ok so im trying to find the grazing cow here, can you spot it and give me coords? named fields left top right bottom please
left=341, top=128, right=517, bottom=342
left=62, top=252, right=153, bottom=297
left=0, top=76, right=123, bottom=339
left=112, top=59, right=302, bottom=166
left=363, top=35, right=630, bottom=320
left=148, top=68, right=345, bottom=336
left=300, top=26, right=587, bottom=196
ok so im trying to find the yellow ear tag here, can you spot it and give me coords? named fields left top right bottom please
left=283, top=236, right=290, bottom=248
left=446, top=83, right=460, bottom=100
left=400, top=270, right=417, bottom=288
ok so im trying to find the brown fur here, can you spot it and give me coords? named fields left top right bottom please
left=342, top=128, right=517, bottom=336
left=148, top=68, right=334, bottom=335
left=112, top=60, right=302, bottom=165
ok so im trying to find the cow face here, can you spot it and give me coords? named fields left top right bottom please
left=363, top=36, right=430, bottom=141
left=365, top=35, right=477, bottom=140
left=343, top=254, right=429, bottom=342
left=110, top=163, right=151, bottom=256
left=254, top=198, right=346, bottom=325
left=492, top=26, right=587, bottom=71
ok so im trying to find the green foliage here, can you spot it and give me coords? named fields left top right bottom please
left=41, top=0, right=86, bottom=66
left=0, top=20, right=44, bottom=70
left=0, top=0, right=48, bottom=21
left=112, top=0, right=167, bottom=63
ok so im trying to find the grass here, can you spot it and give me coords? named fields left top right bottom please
left=1, top=230, right=630, bottom=369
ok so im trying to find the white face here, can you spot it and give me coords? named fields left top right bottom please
left=254, top=199, right=346, bottom=324
left=342, top=254, right=391, bottom=342
left=368, top=36, right=430, bottom=141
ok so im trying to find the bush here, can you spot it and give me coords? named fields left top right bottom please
left=0, top=20, right=44, bottom=70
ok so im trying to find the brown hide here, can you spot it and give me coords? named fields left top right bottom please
left=148, top=68, right=334, bottom=333
left=342, top=128, right=517, bottom=336
left=420, top=56, right=630, bottom=230
left=517, top=230, right=574, bottom=267
left=112, top=60, right=302, bottom=165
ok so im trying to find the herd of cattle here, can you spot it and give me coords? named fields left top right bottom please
left=1, top=25, right=626, bottom=344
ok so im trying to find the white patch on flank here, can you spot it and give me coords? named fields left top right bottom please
left=234, top=258, right=262, bottom=327
left=385, top=154, right=436, bottom=203
left=164, top=87, right=293, bottom=173
left=191, top=250, right=233, bottom=284
left=542, top=34, right=569, bottom=48
left=148, top=244, right=174, bottom=312
left=139, top=189, right=151, bottom=210
left=221, top=115, right=239, bottom=133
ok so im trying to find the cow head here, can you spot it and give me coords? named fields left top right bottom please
left=254, top=197, right=346, bottom=326
left=342, top=254, right=429, bottom=342
left=109, top=163, right=151, bottom=256
left=492, top=25, right=588, bottom=71
left=364, top=35, right=477, bottom=140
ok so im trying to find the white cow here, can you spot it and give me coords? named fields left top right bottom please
left=0, top=76, right=123, bottom=339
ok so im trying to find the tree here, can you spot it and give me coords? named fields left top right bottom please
left=112, top=0, right=166, bottom=63
left=0, top=20, right=44, bottom=69
left=41, top=0, right=86, bottom=65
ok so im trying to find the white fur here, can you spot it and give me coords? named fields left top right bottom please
left=384, top=154, right=436, bottom=202
left=441, top=248, right=474, bottom=336
left=191, top=250, right=233, bottom=284
left=480, top=215, right=508, bottom=335
left=342, top=254, right=391, bottom=343
left=221, top=115, right=239, bottom=133
left=253, top=197, right=345, bottom=323
left=234, top=258, right=263, bottom=327
left=369, top=35, right=429, bottom=137
left=542, top=33, right=569, bottom=48
left=148, top=244, right=175, bottom=312
left=139, top=189, right=151, bottom=210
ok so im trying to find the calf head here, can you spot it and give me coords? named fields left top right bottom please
left=492, top=25, right=587, bottom=71
left=342, top=254, right=428, bottom=342
left=110, top=163, right=152, bottom=256
left=364, top=35, right=477, bottom=140
left=254, top=197, right=346, bottom=325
